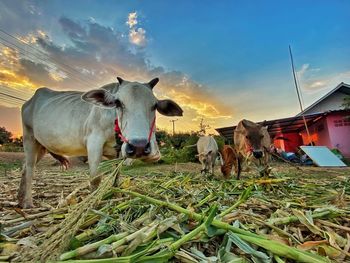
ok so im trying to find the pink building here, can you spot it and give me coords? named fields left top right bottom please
left=299, top=111, right=350, bottom=157
left=216, top=83, right=350, bottom=158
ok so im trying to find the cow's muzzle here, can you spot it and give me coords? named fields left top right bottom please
left=252, top=150, right=263, bottom=159
left=125, top=139, right=151, bottom=158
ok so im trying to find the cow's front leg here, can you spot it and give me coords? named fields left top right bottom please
left=259, top=152, right=271, bottom=177
left=18, top=133, right=43, bottom=208
left=200, top=161, right=206, bottom=175
left=211, top=162, right=215, bottom=177
left=236, top=155, right=243, bottom=180
left=87, top=135, right=104, bottom=191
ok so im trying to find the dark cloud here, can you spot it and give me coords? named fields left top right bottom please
left=59, top=17, right=87, bottom=41
left=0, top=10, right=233, bottom=133
left=17, top=59, right=59, bottom=87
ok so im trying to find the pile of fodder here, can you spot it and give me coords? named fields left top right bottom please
left=1, top=162, right=350, bottom=262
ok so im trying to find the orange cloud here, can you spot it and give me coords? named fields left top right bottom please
left=0, top=46, right=37, bottom=89
left=0, top=21, right=235, bottom=136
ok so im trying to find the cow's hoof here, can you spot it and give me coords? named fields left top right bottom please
left=19, top=201, right=34, bottom=209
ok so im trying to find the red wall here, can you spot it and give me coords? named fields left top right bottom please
left=273, top=132, right=303, bottom=152
left=300, top=117, right=331, bottom=147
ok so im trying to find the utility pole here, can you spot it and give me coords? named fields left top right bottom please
left=169, top=119, right=178, bottom=135
left=289, top=45, right=312, bottom=144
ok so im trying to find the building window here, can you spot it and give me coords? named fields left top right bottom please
left=334, top=120, right=343, bottom=127
left=334, top=119, right=350, bottom=127
left=344, top=119, right=350, bottom=126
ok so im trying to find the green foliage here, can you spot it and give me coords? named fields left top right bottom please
left=0, top=159, right=22, bottom=170
left=342, top=95, right=350, bottom=109
left=12, top=136, right=23, bottom=147
left=156, top=130, right=226, bottom=164
left=0, top=143, right=23, bottom=152
left=0, top=127, right=23, bottom=152
left=0, top=126, right=12, bottom=144
left=213, top=135, right=225, bottom=150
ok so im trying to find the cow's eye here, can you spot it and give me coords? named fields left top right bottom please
left=115, top=99, right=122, bottom=108
left=260, top=135, right=264, bottom=139
left=151, top=104, right=157, bottom=111
left=246, top=135, right=250, bottom=139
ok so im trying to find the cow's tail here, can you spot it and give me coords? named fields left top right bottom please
left=49, top=152, right=70, bottom=170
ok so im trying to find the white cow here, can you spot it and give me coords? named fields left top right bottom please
left=19, top=77, right=183, bottom=208
left=196, top=136, right=219, bottom=176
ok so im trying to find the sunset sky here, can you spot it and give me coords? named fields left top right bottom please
left=0, top=0, right=350, bottom=137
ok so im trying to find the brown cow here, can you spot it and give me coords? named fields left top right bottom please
left=234, top=119, right=271, bottom=179
left=220, top=145, right=240, bottom=179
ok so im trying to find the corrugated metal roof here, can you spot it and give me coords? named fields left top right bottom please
left=216, top=110, right=350, bottom=141
left=296, top=83, right=350, bottom=116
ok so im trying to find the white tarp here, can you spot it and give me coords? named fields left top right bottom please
left=300, top=146, right=347, bottom=167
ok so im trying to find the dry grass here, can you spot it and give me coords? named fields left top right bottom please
left=0, top=153, right=350, bottom=262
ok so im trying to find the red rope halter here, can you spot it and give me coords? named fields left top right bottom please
left=114, top=116, right=156, bottom=144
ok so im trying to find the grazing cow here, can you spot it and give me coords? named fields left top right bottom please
left=220, top=145, right=240, bottom=179
left=19, top=77, right=183, bottom=208
left=196, top=136, right=219, bottom=175
left=234, top=119, right=271, bottom=179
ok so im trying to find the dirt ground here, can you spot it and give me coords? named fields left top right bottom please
left=1, top=151, right=349, bottom=211
left=1, top=151, right=350, bottom=262
left=0, top=152, right=90, bottom=211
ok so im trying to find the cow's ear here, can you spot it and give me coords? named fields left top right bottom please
left=117, top=77, right=124, bottom=85
left=234, top=129, right=244, bottom=135
left=147, top=78, right=159, bottom=89
left=81, top=89, right=116, bottom=108
left=156, top=99, right=183, bottom=116
left=241, top=119, right=250, bottom=129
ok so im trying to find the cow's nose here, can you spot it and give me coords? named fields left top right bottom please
left=144, top=143, right=151, bottom=155
left=126, top=139, right=151, bottom=158
left=253, top=150, right=263, bottom=159
left=125, top=143, right=135, bottom=156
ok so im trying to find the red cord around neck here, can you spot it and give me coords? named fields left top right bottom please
left=114, top=116, right=156, bottom=144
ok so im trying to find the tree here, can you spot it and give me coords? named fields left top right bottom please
left=0, top=126, right=13, bottom=144
left=343, top=96, right=350, bottom=120
left=342, top=96, right=350, bottom=109
left=198, top=118, right=210, bottom=136
left=12, top=136, right=23, bottom=147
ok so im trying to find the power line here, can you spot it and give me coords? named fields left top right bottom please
left=0, top=37, right=95, bottom=89
left=0, top=28, right=97, bottom=84
left=0, top=94, right=26, bottom=107
left=0, top=96, right=23, bottom=106
left=0, top=86, right=32, bottom=100
left=0, top=34, right=97, bottom=89
left=0, top=91, right=26, bottom=101
left=0, top=87, right=30, bottom=101
left=0, top=28, right=99, bottom=85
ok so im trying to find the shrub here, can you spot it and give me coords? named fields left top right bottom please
left=156, top=130, right=226, bottom=164
left=0, top=143, right=23, bottom=152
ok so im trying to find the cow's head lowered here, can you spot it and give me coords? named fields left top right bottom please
left=82, top=77, right=183, bottom=161
left=236, top=119, right=268, bottom=159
